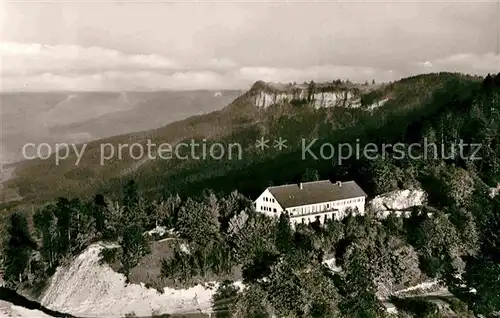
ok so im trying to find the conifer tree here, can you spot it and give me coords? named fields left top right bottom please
left=2, top=213, right=36, bottom=286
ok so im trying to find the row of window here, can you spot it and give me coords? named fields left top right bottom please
left=263, top=197, right=275, bottom=203
left=261, top=206, right=277, bottom=213
left=288, top=197, right=364, bottom=215
left=293, top=209, right=361, bottom=224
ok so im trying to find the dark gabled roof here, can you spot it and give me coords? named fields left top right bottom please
left=268, top=180, right=367, bottom=209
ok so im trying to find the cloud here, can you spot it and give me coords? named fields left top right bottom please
left=2, top=71, right=230, bottom=91
left=415, top=52, right=500, bottom=75
left=1, top=41, right=497, bottom=91
left=0, top=42, right=181, bottom=76
left=433, top=53, right=500, bottom=73
left=423, top=61, right=433, bottom=69
left=1, top=2, right=498, bottom=91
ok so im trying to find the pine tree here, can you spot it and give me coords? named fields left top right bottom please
left=275, top=213, right=293, bottom=254
left=93, top=194, right=107, bottom=233
left=33, top=206, right=57, bottom=268
left=2, top=213, right=36, bottom=286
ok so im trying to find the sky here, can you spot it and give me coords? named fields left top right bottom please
left=1, top=0, right=499, bottom=91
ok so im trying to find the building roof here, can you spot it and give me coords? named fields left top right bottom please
left=267, top=180, right=367, bottom=209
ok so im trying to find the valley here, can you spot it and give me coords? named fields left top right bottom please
left=1, top=72, right=500, bottom=318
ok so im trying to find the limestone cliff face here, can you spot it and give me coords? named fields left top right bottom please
left=368, top=189, right=427, bottom=218
left=249, top=81, right=362, bottom=109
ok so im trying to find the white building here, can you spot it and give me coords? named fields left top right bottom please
left=254, top=180, right=367, bottom=227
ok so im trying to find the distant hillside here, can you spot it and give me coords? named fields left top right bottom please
left=1, top=90, right=242, bottom=164
left=1, top=72, right=490, bottom=208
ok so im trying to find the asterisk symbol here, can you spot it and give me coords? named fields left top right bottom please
left=273, top=137, right=287, bottom=151
left=255, top=137, right=269, bottom=151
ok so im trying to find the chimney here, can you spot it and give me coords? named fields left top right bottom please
left=299, top=182, right=303, bottom=190
left=336, top=181, right=342, bottom=187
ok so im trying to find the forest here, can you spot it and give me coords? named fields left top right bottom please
left=1, top=72, right=500, bottom=317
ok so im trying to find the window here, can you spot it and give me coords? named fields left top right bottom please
left=326, top=203, right=330, bottom=209
left=273, top=208, right=277, bottom=212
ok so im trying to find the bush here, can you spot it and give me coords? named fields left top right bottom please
left=99, top=247, right=119, bottom=265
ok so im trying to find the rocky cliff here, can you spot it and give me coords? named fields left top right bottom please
left=248, top=81, right=363, bottom=109
left=368, top=189, right=428, bottom=218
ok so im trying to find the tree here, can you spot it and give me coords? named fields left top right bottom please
left=205, top=191, right=221, bottom=219
left=460, top=258, right=500, bottom=316
left=308, top=81, right=316, bottom=101
left=452, top=198, right=500, bottom=316
left=152, top=200, right=169, bottom=228
left=2, top=213, right=36, bottom=286
left=176, top=198, right=221, bottom=245
left=233, top=214, right=277, bottom=265
left=449, top=207, right=479, bottom=256
left=120, top=223, right=150, bottom=277
left=323, top=219, right=344, bottom=253
left=275, top=213, right=293, bottom=254
left=53, top=198, right=73, bottom=257
left=227, top=211, right=249, bottom=236
left=212, top=280, right=240, bottom=318
left=340, top=243, right=385, bottom=317
left=267, top=262, right=306, bottom=317
left=418, top=211, right=464, bottom=278
left=442, top=167, right=475, bottom=207
left=376, top=236, right=421, bottom=294
left=103, top=199, right=125, bottom=240
left=33, top=205, right=58, bottom=269
left=74, top=201, right=97, bottom=253
left=92, top=194, right=107, bottom=234
left=164, top=194, right=182, bottom=226
left=299, top=266, right=342, bottom=317
left=231, top=284, right=270, bottom=318
left=301, top=168, right=319, bottom=182
left=370, top=158, right=400, bottom=194
left=123, top=179, right=140, bottom=222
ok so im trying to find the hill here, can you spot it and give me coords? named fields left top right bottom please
left=1, top=72, right=494, bottom=208
left=2, top=71, right=500, bottom=318
left=0, top=90, right=242, bottom=164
